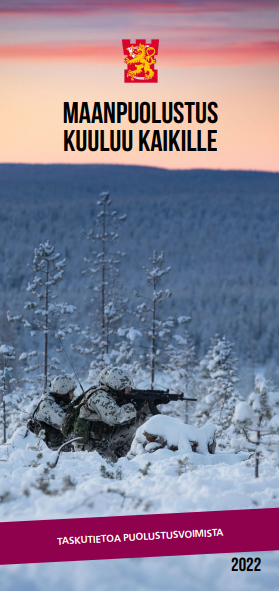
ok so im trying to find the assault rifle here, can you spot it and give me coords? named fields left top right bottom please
left=115, top=388, right=197, bottom=415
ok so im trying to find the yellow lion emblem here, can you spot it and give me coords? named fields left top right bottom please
left=125, top=43, right=156, bottom=81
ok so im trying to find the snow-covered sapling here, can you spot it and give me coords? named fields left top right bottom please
left=195, top=335, right=220, bottom=427
left=165, top=321, right=198, bottom=423
left=0, top=345, right=15, bottom=443
left=195, top=336, right=241, bottom=447
left=176, top=456, right=196, bottom=476
left=78, top=192, right=127, bottom=378
left=8, top=241, right=77, bottom=393
left=233, top=375, right=279, bottom=478
left=134, top=250, right=173, bottom=389
left=138, top=462, right=151, bottom=476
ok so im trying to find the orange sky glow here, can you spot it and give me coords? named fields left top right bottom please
left=0, top=1, right=278, bottom=171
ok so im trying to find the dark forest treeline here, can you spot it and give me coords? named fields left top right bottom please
left=0, top=164, right=279, bottom=364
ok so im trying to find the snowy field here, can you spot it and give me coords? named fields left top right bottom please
left=0, top=552, right=279, bottom=591
left=0, top=426, right=278, bottom=522
left=1, top=429, right=279, bottom=591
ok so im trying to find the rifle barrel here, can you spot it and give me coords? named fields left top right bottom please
left=129, top=390, right=197, bottom=402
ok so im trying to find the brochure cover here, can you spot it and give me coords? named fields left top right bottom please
left=0, top=0, right=279, bottom=588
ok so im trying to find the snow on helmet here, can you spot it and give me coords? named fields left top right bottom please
left=105, top=367, right=133, bottom=391
left=97, top=367, right=111, bottom=386
left=50, top=375, right=77, bottom=396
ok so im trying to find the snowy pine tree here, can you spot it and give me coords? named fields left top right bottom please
left=195, top=334, right=220, bottom=427
left=0, top=345, right=15, bottom=443
left=233, top=375, right=279, bottom=477
left=7, top=241, right=77, bottom=394
left=113, top=326, right=142, bottom=366
left=76, top=192, right=127, bottom=381
left=134, top=251, right=174, bottom=389
left=194, top=336, right=241, bottom=446
left=163, top=321, right=198, bottom=423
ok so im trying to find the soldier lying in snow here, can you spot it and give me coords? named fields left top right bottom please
left=27, top=375, right=77, bottom=450
left=63, top=367, right=149, bottom=462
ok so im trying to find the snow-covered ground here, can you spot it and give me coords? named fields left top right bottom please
left=0, top=552, right=278, bottom=591
left=1, top=413, right=279, bottom=590
left=0, top=426, right=278, bottom=522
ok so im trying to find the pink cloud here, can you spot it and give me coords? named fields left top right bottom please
left=1, top=0, right=279, bottom=15
left=162, top=41, right=279, bottom=65
left=1, top=40, right=278, bottom=66
left=0, top=43, right=115, bottom=60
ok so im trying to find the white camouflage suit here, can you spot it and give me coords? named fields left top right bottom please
left=74, top=386, right=149, bottom=461
left=32, top=394, right=70, bottom=450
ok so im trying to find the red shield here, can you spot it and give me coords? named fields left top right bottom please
left=122, top=39, right=159, bottom=83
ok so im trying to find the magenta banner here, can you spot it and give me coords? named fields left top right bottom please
left=0, top=508, right=277, bottom=565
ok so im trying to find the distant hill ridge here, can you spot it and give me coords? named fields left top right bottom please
left=0, top=164, right=279, bottom=363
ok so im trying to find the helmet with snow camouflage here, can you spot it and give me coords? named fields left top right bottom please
left=50, top=375, right=77, bottom=396
left=97, top=367, right=111, bottom=387
left=105, top=367, right=133, bottom=391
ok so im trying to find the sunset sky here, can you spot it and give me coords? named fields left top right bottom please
left=0, top=0, right=278, bottom=170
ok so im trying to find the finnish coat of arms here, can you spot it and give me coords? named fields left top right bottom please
left=122, top=39, right=159, bottom=83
